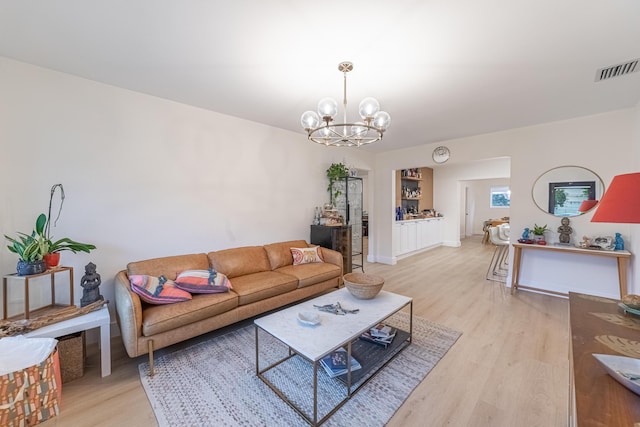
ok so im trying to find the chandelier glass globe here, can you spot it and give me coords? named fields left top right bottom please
left=300, top=62, right=390, bottom=147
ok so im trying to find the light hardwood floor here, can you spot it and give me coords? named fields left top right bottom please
left=42, top=236, right=569, bottom=426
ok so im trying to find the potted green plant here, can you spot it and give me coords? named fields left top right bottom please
left=532, top=224, right=548, bottom=244
left=5, top=213, right=96, bottom=274
left=326, top=162, right=349, bottom=204
left=4, top=215, right=49, bottom=275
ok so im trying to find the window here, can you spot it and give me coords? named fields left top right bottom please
left=490, top=186, right=511, bottom=208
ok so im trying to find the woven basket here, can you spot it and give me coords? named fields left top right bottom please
left=343, top=273, right=385, bottom=299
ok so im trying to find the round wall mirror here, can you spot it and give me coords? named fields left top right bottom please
left=532, top=166, right=604, bottom=217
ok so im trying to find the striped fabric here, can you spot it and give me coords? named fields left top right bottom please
left=0, top=350, right=59, bottom=426
left=129, top=275, right=192, bottom=304
left=174, top=269, right=233, bottom=294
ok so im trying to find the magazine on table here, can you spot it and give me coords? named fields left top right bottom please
left=370, top=323, right=397, bottom=338
left=360, top=330, right=396, bottom=348
left=320, top=348, right=362, bottom=378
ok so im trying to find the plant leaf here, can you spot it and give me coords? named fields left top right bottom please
left=35, top=213, right=47, bottom=236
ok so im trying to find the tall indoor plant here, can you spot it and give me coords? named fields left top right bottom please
left=326, top=162, right=349, bottom=205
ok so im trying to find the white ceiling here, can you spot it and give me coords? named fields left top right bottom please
left=1, top=0, right=639, bottom=152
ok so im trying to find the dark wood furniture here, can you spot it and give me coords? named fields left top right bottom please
left=310, top=225, right=352, bottom=273
left=569, top=292, right=640, bottom=426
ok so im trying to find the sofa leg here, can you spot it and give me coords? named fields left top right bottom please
left=148, top=340, right=155, bottom=377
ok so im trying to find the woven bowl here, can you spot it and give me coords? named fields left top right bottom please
left=622, top=294, right=640, bottom=309
left=343, top=272, right=385, bottom=299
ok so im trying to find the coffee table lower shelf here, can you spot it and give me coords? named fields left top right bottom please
left=255, top=327, right=411, bottom=426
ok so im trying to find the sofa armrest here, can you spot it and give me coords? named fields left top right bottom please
left=114, top=270, right=144, bottom=358
left=318, top=247, right=343, bottom=274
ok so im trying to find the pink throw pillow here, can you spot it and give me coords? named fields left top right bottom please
left=175, top=269, right=233, bottom=294
left=129, top=275, right=192, bottom=304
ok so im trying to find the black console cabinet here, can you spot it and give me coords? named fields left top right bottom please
left=310, top=225, right=352, bottom=274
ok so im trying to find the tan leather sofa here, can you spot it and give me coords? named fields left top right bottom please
left=114, top=240, right=343, bottom=373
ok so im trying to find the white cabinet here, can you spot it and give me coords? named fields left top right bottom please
left=424, top=219, right=441, bottom=247
left=417, top=220, right=428, bottom=249
left=395, top=218, right=443, bottom=257
left=406, top=222, right=417, bottom=253
left=399, top=222, right=410, bottom=254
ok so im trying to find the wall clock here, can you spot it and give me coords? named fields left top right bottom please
left=432, top=146, right=450, bottom=164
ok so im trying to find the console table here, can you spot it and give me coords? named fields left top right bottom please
left=510, top=243, right=631, bottom=298
left=569, top=292, right=640, bottom=426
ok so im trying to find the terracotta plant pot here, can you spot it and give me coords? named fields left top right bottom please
left=44, top=252, right=61, bottom=269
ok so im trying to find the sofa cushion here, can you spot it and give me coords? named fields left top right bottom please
left=291, top=246, right=324, bottom=265
left=275, top=262, right=342, bottom=288
left=129, top=275, right=192, bottom=304
left=230, top=271, right=298, bottom=305
left=264, top=240, right=310, bottom=270
left=142, top=291, right=239, bottom=336
left=175, top=269, right=233, bottom=294
left=127, top=253, right=209, bottom=280
left=208, top=246, right=271, bottom=279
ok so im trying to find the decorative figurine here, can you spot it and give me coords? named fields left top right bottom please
left=521, top=227, right=530, bottom=240
left=615, top=233, right=625, bottom=250
left=578, top=235, right=592, bottom=249
left=80, top=262, right=104, bottom=307
left=557, top=217, right=573, bottom=245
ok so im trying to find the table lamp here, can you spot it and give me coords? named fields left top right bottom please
left=578, top=199, right=599, bottom=214
left=591, top=173, right=640, bottom=224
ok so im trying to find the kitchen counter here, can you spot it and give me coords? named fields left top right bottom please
left=395, top=216, right=443, bottom=223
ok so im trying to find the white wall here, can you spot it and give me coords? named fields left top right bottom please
left=0, top=57, right=375, bottom=318
left=461, top=178, right=511, bottom=236
left=631, top=104, right=640, bottom=294
left=372, top=109, right=637, bottom=298
left=2, top=55, right=638, bottom=319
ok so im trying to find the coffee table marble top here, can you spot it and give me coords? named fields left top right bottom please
left=254, top=288, right=411, bottom=361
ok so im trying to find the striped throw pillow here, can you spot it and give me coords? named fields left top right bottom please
left=129, top=275, right=192, bottom=304
left=175, top=269, right=233, bottom=294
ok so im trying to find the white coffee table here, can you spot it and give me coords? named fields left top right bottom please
left=254, top=288, right=412, bottom=426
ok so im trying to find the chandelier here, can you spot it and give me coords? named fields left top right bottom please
left=300, top=61, right=391, bottom=147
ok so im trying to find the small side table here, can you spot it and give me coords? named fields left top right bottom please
left=24, top=305, right=111, bottom=377
left=3, top=266, right=74, bottom=320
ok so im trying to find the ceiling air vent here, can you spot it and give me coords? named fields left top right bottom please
left=595, top=59, right=639, bottom=82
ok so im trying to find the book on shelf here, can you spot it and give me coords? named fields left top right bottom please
left=370, top=323, right=397, bottom=339
left=320, top=348, right=362, bottom=378
left=360, top=330, right=396, bottom=348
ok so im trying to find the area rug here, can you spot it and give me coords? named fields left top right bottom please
left=139, top=312, right=461, bottom=427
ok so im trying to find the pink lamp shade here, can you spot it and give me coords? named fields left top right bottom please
left=578, top=199, right=599, bottom=213
left=591, top=172, right=640, bottom=223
